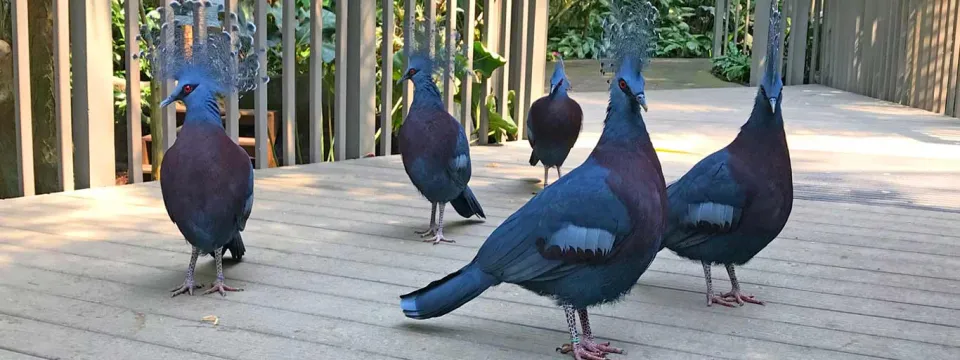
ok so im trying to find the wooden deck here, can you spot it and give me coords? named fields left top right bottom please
left=1, top=85, right=959, bottom=360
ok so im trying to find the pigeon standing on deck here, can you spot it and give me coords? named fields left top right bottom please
left=143, top=1, right=263, bottom=297
left=397, top=24, right=485, bottom=245
left=400, top=2, right=664, bottom=359
left=527, top=54, right=584, bottom=188
left=659, top=3, right=792, bottom=307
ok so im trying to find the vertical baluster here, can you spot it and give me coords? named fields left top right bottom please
left=162, top=1, right=177, bottom=151
left=460, top=0, right=476, bottom=137
left=443, top=1, right=456, bottom=114
left=334, top=0, right=348, bottom=161
left=11, top=0, right=34, bottom=196
left=126, top=0, right=143, bottom=184
left=54, top=0, right=73, bottom=190
left=309, top=0, right=325, bottom=162
left=381, top=0, right=394, bottom=156
left=282, top=0, right=297, bottom=165
left=254, top=0, right=269, bottom=168
left=225, top=0, right=240, bottom=142
left=402, top=0, right=415, bottom=118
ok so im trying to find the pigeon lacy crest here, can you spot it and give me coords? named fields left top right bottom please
left=407, top=21, right=467, bottom=82
left=598, top=0, right=659, bottom=76
left=138, top=0, right=265, bottom=95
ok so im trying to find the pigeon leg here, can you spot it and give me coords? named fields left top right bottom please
left=204, top=248, right=243, bottom=297
left=719, top=264, right=764, bottom=305
left=416, top=203, right=438, bottom=237
left=171, top=246, right=204, bottom=297
left=703, top=262, right=737, bottom=307
left=557, top=166, right=563, bottom=179
left=578, top=308, right=623, bottom=355
left=557, top=305, right=607, bottom=360
left=544, top=166, right=550, bottom=187
left=423, top=203, right=455, bottom=244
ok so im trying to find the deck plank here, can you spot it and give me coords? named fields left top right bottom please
left=1, top=86, right=960, bottom=359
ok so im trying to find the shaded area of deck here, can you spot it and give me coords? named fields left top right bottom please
left=1, top=85, right=959, bottom=360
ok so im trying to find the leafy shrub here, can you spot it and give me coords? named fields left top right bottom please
left=711, top=43, right=750, bottom=84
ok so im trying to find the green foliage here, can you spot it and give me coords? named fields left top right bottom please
left=711, top=42, right=750, bottom=83
left=654, top=0, right=714, bottom=57
left=548, top=0, right=718, bottom=59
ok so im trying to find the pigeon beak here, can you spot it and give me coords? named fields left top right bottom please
left=637, top=94, right=648, bottom=112
left=159, top=94, right=177, bottom=108
left=396, top=75, right=406, bottom=86
left=769, top=97, right=777, bottom=113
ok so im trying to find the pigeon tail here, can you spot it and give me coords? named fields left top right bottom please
left=210, top=232, right=246, bottom=261
left=450, top=186, right=485, bottom=219
left=529, top=150, right=540, bottom=166
left=400, top=264, right=499, bottom=319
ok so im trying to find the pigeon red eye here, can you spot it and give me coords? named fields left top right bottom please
left=618, top=79, right=627, bottom=90
left=407, top=68, right=417, bottom=76
left=183, top=85, right=193, bottom=94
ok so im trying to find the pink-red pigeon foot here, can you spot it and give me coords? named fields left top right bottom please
left=720, top=290, right=764, bottom=306
left=170, top=280, right=203, bottom=297
left=204, top=281, right=243, bottom=297
left=708, top=293, right=739, bottom=307
left=582, top=339, right=623, bottom=355
left=558, top=343, right=609, bottom=360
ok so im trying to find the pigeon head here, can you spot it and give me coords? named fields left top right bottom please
left=759, top=3, right=783, bottom=113
left=144, top=1, right=263, bottom=110
left=398, top=53, right=435, bottom=85
left=549, top=53, right=571, bottom=95
left=159, top=68, right=217, bottom=109
left=600, top=0, right=658, bottom=114
left=610, top=56, right=648, bottom=113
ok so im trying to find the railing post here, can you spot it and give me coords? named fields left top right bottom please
left=381, top=0, right=394, bottom=156
left=334, top=0, right=348, bottom=161
left=70, top=0, right=115, bottom=189
left=402, top=0, right=415, bottom=119
left=460, top=0, right=476, bottom=137
left=254, top=0, right=269, bottom=168
left=478, top=0, right=501, bottom=145
left=508, top=0, right=529, bottom=140
left=713, top=0, right=728, bottom=58
left=309, top=0, right=325, bottom=162
left=11, top=0, right=34, bottom=196
left=125, top=0, right=143, bottom=184
left=523, top=0, right=548, bottom=127
left=496, top=0, right=512, bottom=117
left=443, top=1, right=457, bottom=115
left=161, top=2, right=176, bottom=152
left=787, top=0, right=811, bottom=85
left=750, top=0, right=773, bottom=86
left=282, top=0, right=297, bottom=165
left=344, top=0, right=377, bottom=159
left=53, top=0, right=74, bottom=191
left=225, top=0, right=241, bottom=143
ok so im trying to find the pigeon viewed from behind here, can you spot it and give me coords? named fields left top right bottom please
left=144, top=1, right=263, bottom=297
left=527, top=54, right=584, bottom=189
left=400, top=2, right=665, bottom=359
left=397, top=23, right=485, bottom=245
left=659, top=3, right=793, bottom=307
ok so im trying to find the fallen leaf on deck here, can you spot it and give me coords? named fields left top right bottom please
left=201, top=315, right=219, bottom=326
left=485, top=163, right=501, bottom=168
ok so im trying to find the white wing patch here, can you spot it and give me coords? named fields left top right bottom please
left=685, top=202, right=738, bottom=228
left=547, top=224, right=616, bottom=255
left=451, top=154, right=469, bottom=170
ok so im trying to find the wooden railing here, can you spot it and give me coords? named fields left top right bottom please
left=1, top=0, right=548, bottom=198
left=717, top=0, right=960, bottom=116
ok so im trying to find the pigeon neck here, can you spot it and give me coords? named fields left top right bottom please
left=183, top=93, right=224, bottom=128
left=599, top=100, right=650, bottom=147
left=411, top=76, right=444, bottom=110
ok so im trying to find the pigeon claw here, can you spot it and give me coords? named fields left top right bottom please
left=415, top=226, right=437, bottom=237
left=203, top=281, right=243, bottom=297
left=422, top=233, right=455, bottom=245
left=719, top=290, right=764, bottom=306
left=557, top=343, right=609, bottom=360
left=707, top=293, right=738, bottom=307
left=582, top=339, right=623, bottom=355
left=170, top=281, right=203, bottom=297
